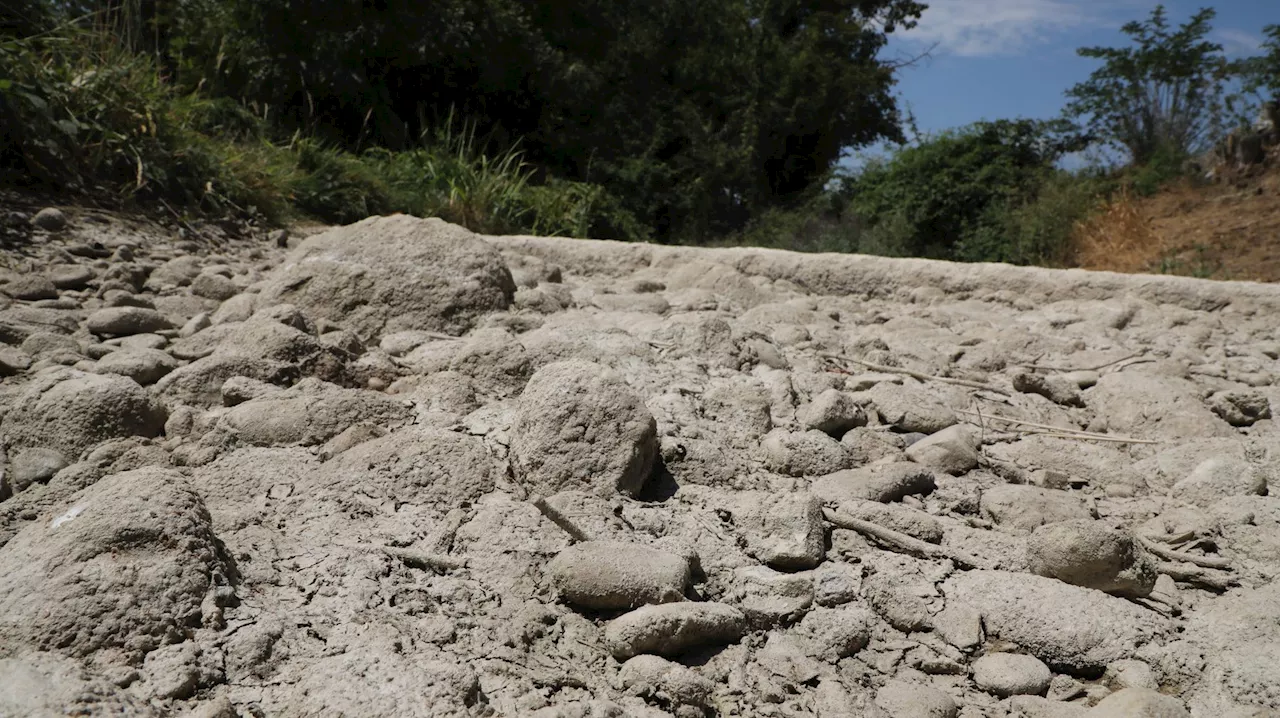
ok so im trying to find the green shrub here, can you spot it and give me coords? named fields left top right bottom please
left=836, top=120, right=1104, bottom=264
left=955, top=172, right=1108, bottom=266
left=1124, top=142, right=1192, bottom=197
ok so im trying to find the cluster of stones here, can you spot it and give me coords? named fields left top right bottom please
left=1, top=209, right=1277, bottom=718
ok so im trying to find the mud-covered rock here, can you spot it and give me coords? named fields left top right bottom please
left=260, top=214, right=515, bottom=337
left=0, top=369, right=166, bottom=459
left=511, top=360, right=658, bottom=497
left=605, top=602, right=747, bottom=659
left=972, top=653, right=1052, bottom=697
left=943, top=570, right=1171, bottom=674
left=548, top=541, right=690, bottom=611
left=1027, top=520, right=1158, bottom=598
left=0, top=467, right=227, bottom=661
left=813, top=462, right=937, bottom=504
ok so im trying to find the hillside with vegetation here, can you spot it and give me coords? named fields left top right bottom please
left=2, top=1, right=1279, bottom=276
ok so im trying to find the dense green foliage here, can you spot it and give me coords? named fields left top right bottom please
left=2, top=0, right=1276, bottom=269
left=1237, top=24, right=1280, bottom=101
left=1062, top=5, right=1236, bottom=166
left=834, top=120, right=1094, bottom=264
left=3, top=0, right=926, bottom=242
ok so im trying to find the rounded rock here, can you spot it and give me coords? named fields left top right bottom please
left=94, top=348, right=179, bottom=385
left=618, top=655, right=714, bottom=710
left=971, top=652, right=1052, bottom=697
left=87, top=307, right=173, bottom=337
left=547, top=541, right=691, bottom=611
left=1086, top=688, right=1189, bottom=717
left=259, top=214, right=515, bottom=337
left=511, top=360, right=658, bottom=497
left=605, top=602, right=746, bottom=659
left=761, top=428, right=853, bottom=477
left=1172, top=457, right=1266, bottom=507
left=798, top=389, right=865, bottom=436
left=1027, top=520, right=1157, bottom=598
left=813, top=462, right=937, bottom=504
left=0, top=370, right=167, bottom=459
left=10, top=447, right=70, bottom=493
left=980, top=485, right=1092, bottom=534
left=191, top=273, right=241, bottom=301
left=0, top=467, right=226, bottom=659
left=795, top=605, right=872, bottom=661
left=30, top=207, right=67, bottom=231
left=48, top=264, right=96, bottom=290
left=3, top=275, right=58, bottom=301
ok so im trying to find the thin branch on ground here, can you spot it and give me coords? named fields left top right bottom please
left=1017, top=352, right=1142, bottom=373
left=822, top=354, right=1011, bottom=395
left=956, top=410, right=1161, bottom=445
left=1138, top=536, right=1232, bottom=570
left=530, top=494, right=593, bottom=543
left=1157, top=561, right=1237, bottom=591
left=823, top=507, right=994, bottom=570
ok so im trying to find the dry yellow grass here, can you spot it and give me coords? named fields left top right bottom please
left=1070, top=187, right=1167, bottom=274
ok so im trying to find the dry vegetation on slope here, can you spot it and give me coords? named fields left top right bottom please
left=1073, top=158, right=1280, bottom=282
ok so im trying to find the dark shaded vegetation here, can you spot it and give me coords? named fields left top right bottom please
left=1, top=1, right=1276, bottom=266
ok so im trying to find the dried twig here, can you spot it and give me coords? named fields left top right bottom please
left=956, top=410, right=1160, bottom=445
left=1034, top=433, right=1162, bottom=445
left=383, top=547, right=468, bottom=573
left=1157, top=562, right=1237, bottom=591
left=823, top=508, right=994, bottom=570
left=1138, top=536, right=1231, bottom=571
left=822, top=354, right=1011, bottom=396
left=530, top=494, right=593, bottom=543
left=1018, top=353, right=1142, bottom=373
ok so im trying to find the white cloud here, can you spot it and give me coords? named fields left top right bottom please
left=896, top=0, right=1130, bottom=57
left=1214, top=28, right=1264, bottom=57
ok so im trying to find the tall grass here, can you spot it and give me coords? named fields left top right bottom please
left=0, top=11, right=645, bottom=238
left=1070, top=186, right=1162, bottom=273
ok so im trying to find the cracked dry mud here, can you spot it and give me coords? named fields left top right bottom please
left=1, top=211, right=1279, bottom=718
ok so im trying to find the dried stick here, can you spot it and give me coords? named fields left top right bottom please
left=1034, top=433, right=1162, bottom=445
left=956, top=411, right=1160, bottom=445
left=823, top=508, right=994, bottom=570
left=383, top=547, right=468, bottom=572
left=822, top=354, right=1011, bottom=396
left=1157, top=562, right=1237, bottom=591
left=530, top=494, right=593, bottom=543
left=1138, top=536, right=1231, bottom=571
left=1017, top=353, right=1141, bottom=373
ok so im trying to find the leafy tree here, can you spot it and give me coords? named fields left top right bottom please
left=1063, top=5, right=1235, bottom=166
left=163, top=0, right=926, bottom=241
left=839, top=118, right=1089, bottom=261
left=1237, top=24, right=1280, bottom=102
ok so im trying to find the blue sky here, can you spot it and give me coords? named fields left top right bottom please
left=844, top=0, right=1278, bottom=169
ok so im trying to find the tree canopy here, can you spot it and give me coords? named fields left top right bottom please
left=156, top=0, right=925, bottom=241
left=1062, top=5, right=1235, bottom=166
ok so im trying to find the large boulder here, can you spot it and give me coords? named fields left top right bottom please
left=943, top=570, right=1171, bottom=674
left=1027, top=520, right=1158, bottom=598
left=0, top=369, right=166, bottom=459
left=0, top=467, right=228, bottom=662
left=510, top=360, right=658, bottom=497
left=1087, top=373, right=1233, bottom=440
left=216, top=378, right=411, bottom=447
left=258, top=215, right=515, bottom=338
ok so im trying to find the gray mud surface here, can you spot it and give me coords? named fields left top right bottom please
left=2, top=211, right=1278, bottom=717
